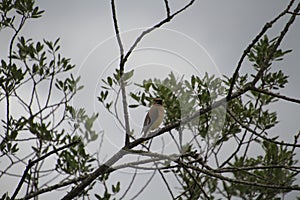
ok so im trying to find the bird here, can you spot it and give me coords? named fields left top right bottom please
left=141, top=98, right=165, bottom=138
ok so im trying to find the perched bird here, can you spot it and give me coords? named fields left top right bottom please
left=141, top=98, right=165, bottom=138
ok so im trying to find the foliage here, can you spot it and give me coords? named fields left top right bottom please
left=0, top=0, right=98, bottom=199
left=1, top=0, right=300, bottom=200
left=99, top=34, right=298, bottom=199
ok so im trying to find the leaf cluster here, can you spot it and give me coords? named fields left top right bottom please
left=0, top=1, right=99, bottom=199
left=0, top=0, right=44, bottom=30
left=227, top=140, right=297, bottom=199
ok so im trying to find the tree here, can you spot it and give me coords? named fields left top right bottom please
left=1, top=0, right=300, bottom=199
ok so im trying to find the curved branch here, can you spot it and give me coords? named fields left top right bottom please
left=110, top=0, right=131, bottom=145
left=22, top=175, right=87, bottom=200
left=227, top=0, right=296, bottom=99
left=216, top=165, right=300, bottom=173
left=119, top=168, right=138, bottom=200
left=61, top=71, right=264, bottom=199
left=123, top=0, right=195, bottom=65
left=129, top=170, right=156, bottom=200
left=176, top=159, right=300, bottom=191
left=110, top=0, right=124, bottom=63
left=110, top=0, right=196, bottom=146
left=163, top=0, right=171, bottom=17
left=227, top=108, right=300, bottom=148
left=11, top=141, right=79, bottom=200
left=250, top=86, right=300, bottom=105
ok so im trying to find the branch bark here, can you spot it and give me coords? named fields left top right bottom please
left=227, top=0, right=296, bottom=99
left=110, top=0, right=196, bottom=146
left=60, top=83, right=250, bottom=200
left=250, top=86, right=300, bottom=105
left=60, top=1, right=300, bottom=199
left=11, top=141, right=79, bottom=200
left=110, top=0, right=131, bottom=146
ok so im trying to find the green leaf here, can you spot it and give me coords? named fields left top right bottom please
left=129, top=104, right=139, bottom=108
left=107, top=76, right=113, bottom=87
left=130, top=92, right=140, bottom=102
left=122, top=69, right=134, bottom=81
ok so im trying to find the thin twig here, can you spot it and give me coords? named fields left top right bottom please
left=227, top=0, right=296, bottom=99
left=163, top=0, right=171, bottom=17
left=119, top=168, right=138, bottom=200
left=215, top=165, right=300, bottom=173
left=111, top=0, right=131, bottom=145
left=110, top=0, right=124, bottom=63
left=227, top=109, right=300, bottom=148
left=61, top=83, right=259, bottom=199
left=250, top=86, right=300, bottom=104
left=22, top=175, right=87, bottom=200
left=158, top=169, right=176, bottom=199
left=175, top=157, right=300, bottom=191
left=123, top=0, right=196, bottom=66
left=10, top=141, right=79, bottom=200
left=252, top=1, right=300, bottom=86
left=129, top=170, right=156, bottom=200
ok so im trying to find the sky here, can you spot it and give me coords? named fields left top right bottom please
left=1, top=0, right=300, bottom=199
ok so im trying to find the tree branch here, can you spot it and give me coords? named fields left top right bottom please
left=122, top=0, right=196, bottom=65
left=215, top=165, right=300, bottom=173
left=22, top=175, right=87, bottom=200
left=11, top=141, right=79, bottom=200
left=110, top=0, right=124, bottom=64
left=251, top=1, right=300, bottom=86
left=250, top=86, right=300, bottom=105
left=110, top=0, right=196, bottom=146
left=163, top=0, right=171, bottom=17
left=227, top=0, right=296, bottom=99
left=61, top=28, right=289, bottom=198
left=175, top=158, right=300, bottom=191
left=129, top=170, right=156, bottom=200
left=110, top=0, right=131, bottom=145
left=227, top=108, right=300, bottom=148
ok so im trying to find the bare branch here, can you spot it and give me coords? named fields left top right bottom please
left=216, top=165, right=300, bottom=173
left=110, top=0, right=131, bottom=145
left=287, top=11, right=300, bottom=15
left=110, top=0, right=196, bottom=146
left=158, top=169, right=176, bottom=199
left=119, top=168, right=138, bottom=200
left=251, top=87, right=300, bottom=104
left=163, top=0, right=171, bottom=17
left=110, top=0, right=124, bottom=64
left=175, top=158, right=300, bottom=191
left=123, top=0, right=196, bottom=65
left=129, top=170, right=156, bottom=200
left=227, top=109, right=300, bottom=148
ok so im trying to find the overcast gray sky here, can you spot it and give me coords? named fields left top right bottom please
left=1, top=0, right=300, bottom=199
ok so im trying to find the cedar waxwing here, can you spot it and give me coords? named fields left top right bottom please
left=141, top=98, right=165, bottom=138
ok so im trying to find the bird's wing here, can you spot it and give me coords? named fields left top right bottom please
left=148, top=106, right=159, bottom=124
left=143, top=112, right=151, bottom=128
left=142, top=106, right=159, bottom=135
